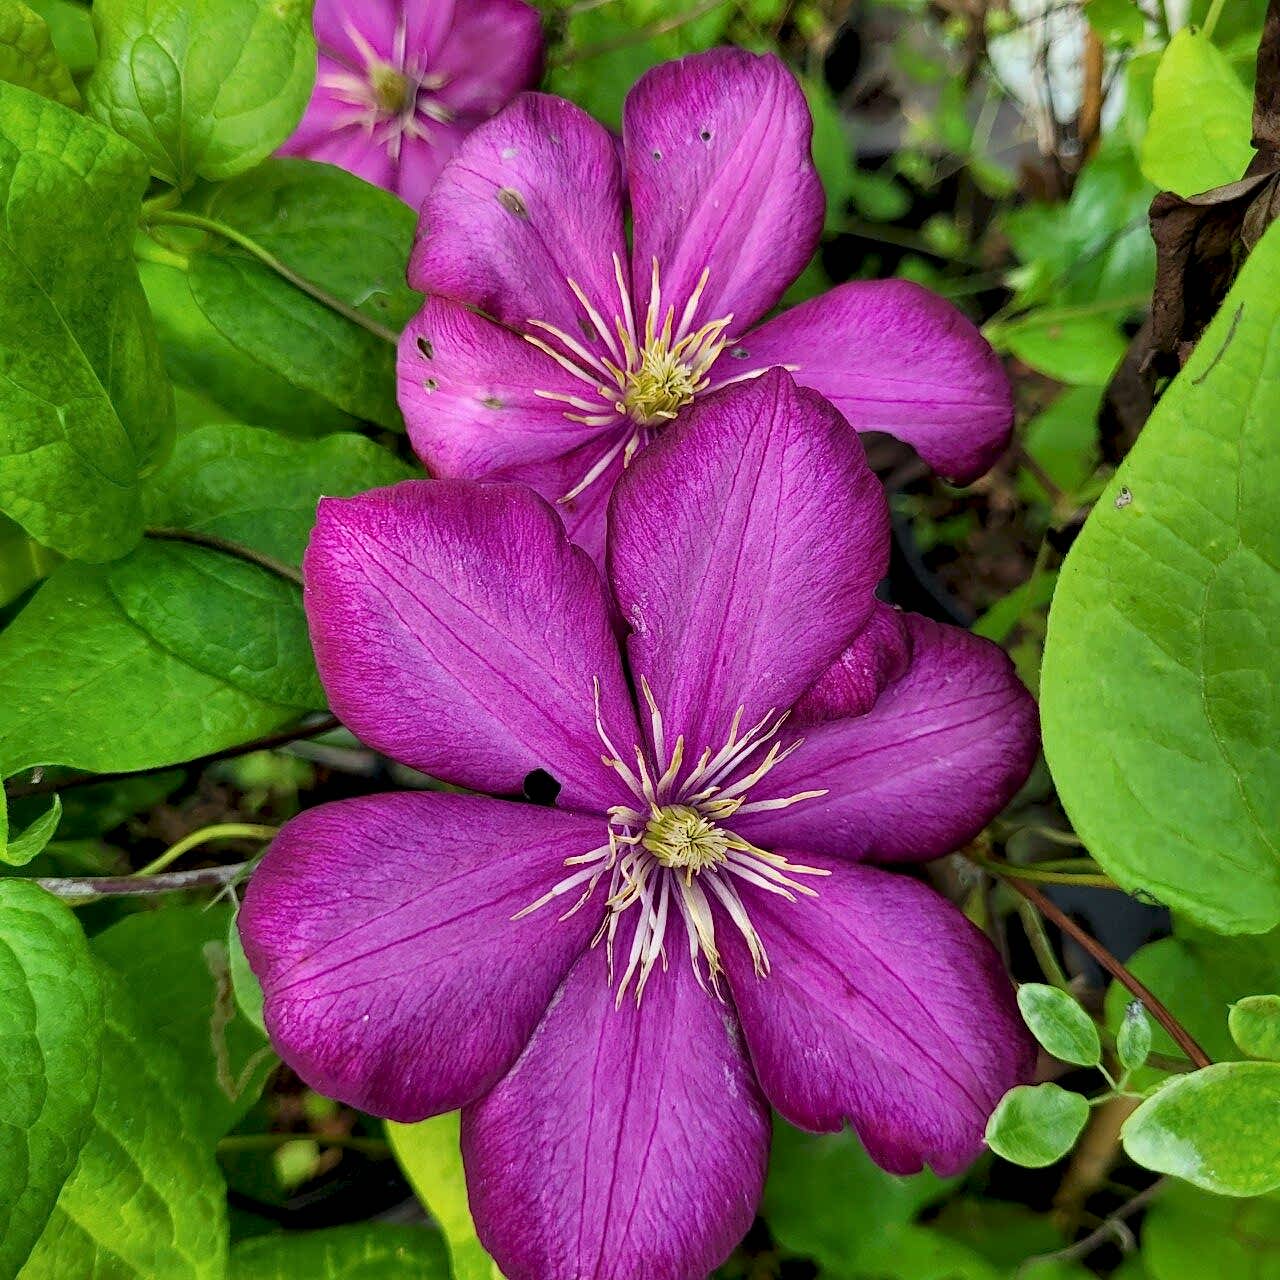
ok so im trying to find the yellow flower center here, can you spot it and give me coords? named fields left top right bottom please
left=370, top=63, right=411, bottom=115
left=641, top=804, right=730, bottom=874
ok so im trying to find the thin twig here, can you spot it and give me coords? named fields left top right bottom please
left=1032, top=1179, right=1166, bottom=1266
left=28, top=861, right=252, bottom=901
left=968, top=852, right=1117, bottom=889
left=4, top=715, right=341, bottom=800
left=1007, top=881, right=1213, bottom=1070
left=134, top=822, right=278, bottom=878
left=143, top=209, right=399, bottom=345
left=144, top=526, right=304, bottom=586
left=1017, top=898, right=1072, bottom=991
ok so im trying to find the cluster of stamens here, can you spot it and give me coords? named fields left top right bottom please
left=524, top=256, right=791, bottom=504
left=318, top=19, right=452, bottom=162
left=517, top=678, right=828, bottom=1004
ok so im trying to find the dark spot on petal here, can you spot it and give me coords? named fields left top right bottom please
left=523, top=769, right=562, bottom=806
left=417, top=336, right=434, bottom=359
left=700, top=128, right=712, bottom=141
left=653, top=149, right=662, bottom=161
left=423, top=378, right=438, bottom=392
left=481, top=395, right=503, bottom=409
left=730, top=346, right=750, bottom=359
left=579, top=319, right=597, bottom=341
left=497, top=187, right=528, bottom=217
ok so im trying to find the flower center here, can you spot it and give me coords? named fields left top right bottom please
left=516, top=677, right=830, bottom=1004
left=370, top=62, right=411, bottom=115
left=641, top=804, right=729, bottom=874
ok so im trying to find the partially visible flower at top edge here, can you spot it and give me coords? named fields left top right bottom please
left=239, top=372, right=1039, bottom=1280
left=396, top=46, right=1014, bottom=561
left=280, top=0, right=544, bottom=210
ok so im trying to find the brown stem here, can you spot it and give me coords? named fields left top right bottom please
left=29, top=861, right=252, bottom=900
left=4, top=715, right=341, bottom=800
left=1007, top=881, right=1213, bottom=1069
left=1040, top=1178, right=1166, bottom=1264
left=144, top=526, right=303, bottom=586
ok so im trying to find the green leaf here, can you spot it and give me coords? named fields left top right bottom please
left=387, top=1112, right=504, bottom=1280
left=1122, top=1061, right=1280, bottom=1195
left=985, top=1083, right=1091, bottom=1167
left=1140, top=29, right=1254, bottom=197
left=997, top=314, right=1127, bottom=385
left=93, top=904, right=275, bottom=1141
left=230, top=1224, right=451, bottom=1279
left=1041, top=220, right=1280, bottom=933
left=762, top=1118, right=952, bottom=1274
left=1118, top=1000, right=1154, bottom=1072
left=0, top=882, right=103, bottom=1278
left=1017, top=983, right=1103, bottom=1066
left=0, top=0, right=79, bottom=106
left=0, top=83, right=173, bottom=561
left=1142, top=1180, right=1280, bottom=1280
left=86, top=0, right=315, bottom=187
left=23, top=0, right=95, bottom=74
left=0, top=425, right=410, bottom=777
left=1229, top=995, right=1280, bottom=1060
left=2, top=793, right=60, bottom=865
left=1018, top=385, right=1103, bottom=506
left=180, top=160, right=421, bottom=428
left=19, top=962, right=228, bottom=1278
left=138, top=253, right=361, bottom=437
left=1084, top=0, right=1145, bottom=46
left=1104, top=925, right=1280, bottom=1089
left=227, top=913, right=266, bottom=1035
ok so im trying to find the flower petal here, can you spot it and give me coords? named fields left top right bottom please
left=398, top=296, right=616, bottom=476
left=409, top=93, right=628, bottom=346
left=312, top=0, right=401, bottom=63
left=239, top=792, right=603, bottom=1120
left=434, top=0, right=544, bottom=118
left=395, top=125, right=467, bottom=210
left=734, top=615, right=1039, bottom=862
left=721, top=857, right=1035, bottom=1175
left=625, top=48, right=823, bottom=333
left=722, top=280, right=1014, bottom=482
left=304, top=480, right=638, bottom=809
left=463, top=944, right=769, bottom=1280
left=608, top=369, right=888, bottom=760
left=792, top=601, right=913, bottom=725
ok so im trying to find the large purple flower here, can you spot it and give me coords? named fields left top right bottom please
left=280, top=0, right=543, bottom=209
left=396, top=47, right=1013, bottom=559
left=240, top=372, right=1038, bottom=1280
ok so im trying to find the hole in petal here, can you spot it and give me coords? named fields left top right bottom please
left=522, top=769, right=562, bottom=806
left=652, top=149, right=662, bottom=160
left=417, top=336, right=434, bottom=359
left=423, top=378, right=438, bottom=392
left=700, top=128, right=712, bottom=141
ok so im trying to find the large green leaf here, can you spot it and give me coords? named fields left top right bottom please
left=0, top=883, right=103, bottom=1278
left=1140, top=29, right=1254, bottom=197
left=1041, top=221, right=1280, bottom=933
left=1121, top=1061, right=1280, bottom=1196
left=0, top=83, right=173, bottom=561
left=23, top=0, right=95, bottom=74
left=86, top=0, right=315, bottom=187
left=93, top=904, right=275, bottom=1142
left=183, top=160, right=420, bottom=429
left=0, top=425, right=410, bottom=780
left=1142, top=1180, right=1280, bottom=1280
left=0, top=0, right=79, bottom=106
left=230, top=1225, right=450, bottom=1279
left=19, top=963, right=228, bottom=1278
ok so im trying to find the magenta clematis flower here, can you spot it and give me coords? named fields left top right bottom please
left=396, top=47, right=1014, bottom=559
left=241, top=372, right=1037, bottom=1280
left=280, top=0, right=543, bottom=209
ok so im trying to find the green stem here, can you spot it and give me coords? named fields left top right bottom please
left=968, top=852, right=1118, bottom=889
left=142, top=209, right=399, bottom=345
left=1017, top=898, right=1072, bottom=990
left=144, top=526, right=304, bottom=586
left=217, top=1133, right=390, bottom=1157
left=133, top=822, right=278, bottom=878
left=140, top=188, right=182, bottom=218
left=1202, top=0, right=1228, bottom=41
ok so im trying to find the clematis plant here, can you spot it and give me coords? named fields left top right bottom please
left=281, top=0, right=543, bottom=210
left=397, top=47, right=1014, bottom=559
left=241, top=372, right=1038, bottom=1280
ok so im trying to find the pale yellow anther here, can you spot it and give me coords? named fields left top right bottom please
left=641, top=804, right=730, bottom=876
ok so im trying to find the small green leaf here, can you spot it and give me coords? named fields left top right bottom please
left=387, top=1112, right=505, bottom=1280
left=1140, top=29, right=1254, bottom=197
left=0, top=0, right=79, bottom=106
left=0, top=882, right=103, bottom=1278
left=1228, top=995, right=1280, bottom=1060
left=230, top=1224, right=451, bottom=1279
left=0, top=83, right=173, bottom=561
left=228, top=914, right=266, bottom=1036
left=1084, top=0, right=1146, bottom=46
left=997, top=314, right=1128, bottom=385
left=1118, top=1000, right=1154, bottom=1072
left=19, top=962, right=229, bottom=1277
left=2, top=792, right=60, bottom=865
left=985, top=1084, right=1091, bottom=1167
left=86, top=0, right=315, bottom=187
left=1017, top=983, right=1102, bottom=1067
left=1121, top=1061, right=1280, bottom=1196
